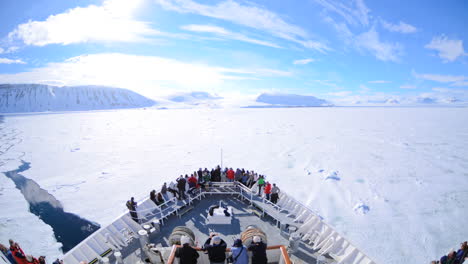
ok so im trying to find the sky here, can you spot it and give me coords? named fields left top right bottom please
left=0, top=0, right=467, bottom=104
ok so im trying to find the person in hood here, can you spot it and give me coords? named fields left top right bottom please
left=228, top=239, right=248, bottom=264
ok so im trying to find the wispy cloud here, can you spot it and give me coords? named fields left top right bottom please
left=327, top=91, right=352, bottom=97
left=355, top=28, right=403, bottom=62
left=155, top=0, right=329, bottom=52
left=381, top=20, right=417, bottom=34
left=323, top=15, right=403, bottom=62
left=0, top=53, right=291, bottom=98
left=451, top=81, right=468, bottom=87
left=368, top=80, right=391, bottom=84
left=359, top=84, right=371, bottom=93
left=7, top=0, right=158, bottom=46
left=293, top=58, right=315, bottom=65
left=0, top=58, right=26, bottom=64
left=425, top=35, right=466, bottom=62
left=181, top=24, right=281, bottom=48
left=313, top=0, right=370, bottom=26
left=414, top=72, right=466, bottom=83
left=400, top=84, right=416, bottom=89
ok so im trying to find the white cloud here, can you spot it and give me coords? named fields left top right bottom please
left=293, top=58, right=315, bottom=65
left=368, top=80, right=391, bottom=84
left=355, top=28, right=402, bottom=62
left=359, top=84, right=371, bottom=93
left=414, top=72, right=466, bottom=83
left=400, top=84, right=416, bottom=89
left=155, top=0, right=329, bottom=52
left=327, top=91, right=352, bottom=97
left=0, top=48, right=4, bottom=54
left=381, top=20, right=417, bottom=34
left=0, top=58, right=26, bottom=64
left=181, top=24, right=281, bottom=48
left=0, top=53, right=291, bottom=98
left=425, top=35, right=466, bottom=62
left=8, top=0, right=158, bottom=46
left=313, top=0, right=370, bottom=26
left=451, top=81, right=468, bottom=87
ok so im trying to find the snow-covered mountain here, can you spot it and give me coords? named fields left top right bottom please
left=0, top=84, right=155, bottom=113
left=254, top=93, right=331, bottom=107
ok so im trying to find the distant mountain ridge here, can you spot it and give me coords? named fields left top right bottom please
left=0, top=84, right=155, bottom=113
left=254, top=93, right=331, bottom=107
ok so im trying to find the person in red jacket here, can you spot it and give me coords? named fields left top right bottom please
left=264, top=182, right=272, bottom=201
left=10, top=242, right=28, bottom=264
left=227, top=168, right=235, bottom=182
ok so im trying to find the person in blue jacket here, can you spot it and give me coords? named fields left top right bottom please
left=229, top=239, right=248, bottom=264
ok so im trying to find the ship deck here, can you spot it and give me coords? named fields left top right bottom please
left=121, top=185, right=330, bottom=264
left=63, top=182, right=375, bottom=264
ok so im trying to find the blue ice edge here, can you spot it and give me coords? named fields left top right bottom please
left=3, top=161, right=100, bottom=252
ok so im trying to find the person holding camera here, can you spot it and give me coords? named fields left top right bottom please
left=203, top=233, right=227, bottom=264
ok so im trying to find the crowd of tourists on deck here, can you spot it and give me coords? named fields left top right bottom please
left=431, top=241, right=468, bottom=264
left=0, top=239, right=63, bottom=264
left=176, top=232, right=268, bottom=264
left=125, top=166, right=281, bottom=223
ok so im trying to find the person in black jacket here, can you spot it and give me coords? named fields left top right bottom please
left=126, top=197, right=138, bottom=223
left=175, top=236, right=199, bottom=264
left=248, top=236, right=267, bottom=264
left=177, top=176, right=187, bottom=200
left=203, top=233, right=227, bottom=264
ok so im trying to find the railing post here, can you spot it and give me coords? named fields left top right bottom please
left=262, top=197, right=265, bottom=216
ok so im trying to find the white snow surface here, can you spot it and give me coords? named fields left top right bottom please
left=0, top=84, right=155, bottom=113
left=1, top=107, right=468, bottom=263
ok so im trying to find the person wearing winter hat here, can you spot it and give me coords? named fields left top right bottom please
left=248, top=236, right=267, bottom=264
left=203, top=233, right=227, bottom=264
left=175, top=235, right=199, bottom=264
left=228, top=239, right=248, bottom=264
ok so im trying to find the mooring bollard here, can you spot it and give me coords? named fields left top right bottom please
left=138, top=229, right=149, bottom=249
left=114, top=251, right=123, bottom=264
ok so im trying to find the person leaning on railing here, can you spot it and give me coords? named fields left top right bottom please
left=175, top=236, right=199, bottom=264
left=203, top=233, right=227, bottom=264
left=228, top=239, right=248, bottom=264
left=248, top=236, right=267, bottom=264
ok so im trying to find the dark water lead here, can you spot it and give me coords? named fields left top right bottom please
left=4, top=161, right=100, bottom=252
